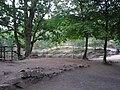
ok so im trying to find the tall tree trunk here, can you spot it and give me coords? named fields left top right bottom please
left=24, top=0, right=38, bottom=57
left=13, top=0, right=21, bottom=59
left=103, top=0, right=109, bottom=64
left=83, top=33, right=88, bottom=60
left=24, top=15, right=34, bottom=57
left=30, top=42, right=34, bottom=53
left=24, top=30, right=32, bottom=57
left=79, top=2, right=89, bottom=60
left=103, top=37, right=107, bottom=63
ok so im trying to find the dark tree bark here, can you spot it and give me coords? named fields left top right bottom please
left=24, top=0, right=38, bottom=57
left=83, top=33, right=88, bottom=60
left=22, top=0, right=51, bottom=58
left=103, top=0, right=109, bottom=64
left=13, top=0, right=21, bottom=59
left=103, top=37, right=107, bottom=63
left=79, top=2, right=89, bottom=60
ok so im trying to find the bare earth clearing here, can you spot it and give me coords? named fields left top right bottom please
left=0, top=58, right=86, bottom=84
left=0, top=55, right=120, bottom=90
left=20, top=59, right=120, bottom=90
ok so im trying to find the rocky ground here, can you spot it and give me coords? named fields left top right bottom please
left=0, top=58, right=89, bottom=90
left=18, top=60, right=120, bottom=90
left=0, top=55, right=120, bottom=90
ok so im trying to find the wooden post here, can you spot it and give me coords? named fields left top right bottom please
left=11, top=47, right=13, bottom=60
left=72, top=44, right=74, bottom=59
left=0, top=47, right=2, bottom=60
left=3, top=46, right=5, bottom=60
left=0, top=46, right=17, bottom=61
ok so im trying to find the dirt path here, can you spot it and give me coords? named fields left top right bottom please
left=0, top=58, right=86, bottom=85
left=0, top=55, right=120, bottom=90
left=17, top=61, right=120, bottom=90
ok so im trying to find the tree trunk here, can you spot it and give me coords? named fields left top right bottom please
left=103, top=0, right=109, bottom=64
left=24, top=30, right=32, bottom=57
left=30, top=42, right=34, bottom=53
left=83, top=33, right=88, bottom=60
left=103, top=37, right=107, bottom=63
left=13, top=0, right=22, bottom=59
left=24, top=0, right=38, bottom=57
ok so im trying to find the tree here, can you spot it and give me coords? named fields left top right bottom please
left=0, top=0, right=54, bottom=58
left=92, top=0, right=120, bottom=64
left=23, top=0, right=38, bottom=57
left=23, top=0, right=56, bottom=57
left=0, top=0, right=119, bottom=60
left=13, top=0, right=22, bottom=59
left=57, top=0, right=94, bottom=60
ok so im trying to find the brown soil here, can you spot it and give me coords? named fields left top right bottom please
left=0, top=58, right=86, bottom=85
left=18, top=59, right=120, bottom=90
left=0, top=55, right=120, bottom=90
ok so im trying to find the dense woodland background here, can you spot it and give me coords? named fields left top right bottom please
left=0, top=0, right=120, bottom=64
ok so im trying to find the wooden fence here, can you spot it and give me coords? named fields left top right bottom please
left=0, top=46, right=17, bottom=61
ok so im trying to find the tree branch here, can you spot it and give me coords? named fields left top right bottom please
left=32, top=2, right=51, bottom=43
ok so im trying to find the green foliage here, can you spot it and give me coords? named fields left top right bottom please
left=0, top=0, right=119, bottom=57
left=91, top=0, right=120, bottom=40
left=34, top=40, right=57, bottom=49
left=115, top=40, right=120, bottom=49
left=89, top=38, right=104, bottom=49
left=74, top=39, right=85, bottom=48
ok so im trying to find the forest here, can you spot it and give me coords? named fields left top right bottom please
left=0, top=0, right=120, bottom=64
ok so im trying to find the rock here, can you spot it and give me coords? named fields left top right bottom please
left=13, top=81, right=26, bottom=89
left=59, top=69, right=64, bottom=73
left=52, top=72, right=58, bottom=76
left=20, top=70, right=29, bottom=79
left=3, top=78, right=26, bottom=89
left=5, top=78, right=21, bottom=85
left=62, top=68, right=72, bottom=71
left=30, top=70, right=37, bottom=77
left=83, top=64, right=90, bottom=68
left=0, top=84, right=12, bottom=90
left=78, top=64, right=85, bottom=68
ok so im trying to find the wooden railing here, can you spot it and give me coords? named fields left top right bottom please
left=0, top=46, right=17, bottom=61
